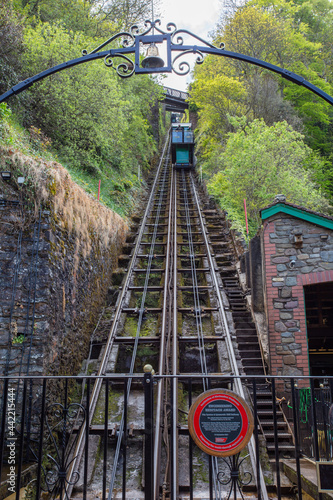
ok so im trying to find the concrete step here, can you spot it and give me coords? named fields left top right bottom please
left=260, top=420, right=289, bottom=428
left=242, top=358, right=263, bottom=365
left=264, top=432, right=292, bottom=439
left=240, top=350, right=263, bottom=358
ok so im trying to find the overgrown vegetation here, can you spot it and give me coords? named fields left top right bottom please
left=190, top=0, right=333, bottom=238
left=0, top=0, right=166, bottom=217
left=207, top=118, right=331, bottom=232
left=0, top=144, right=128, bottom=256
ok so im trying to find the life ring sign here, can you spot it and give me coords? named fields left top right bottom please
left=188, top=389, right=254, bottom=457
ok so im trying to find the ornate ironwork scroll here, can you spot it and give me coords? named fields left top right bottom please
left=82, top=19, right=224, bottom=77
left=2, top=18, right=333, bottom=105
left=217, top=453, right=252, bottom=500
left=42, top=401, right=86, bottom=499
left=104, top=53, right=135, bottom=78
left=170, top=29, right=224, bottom=76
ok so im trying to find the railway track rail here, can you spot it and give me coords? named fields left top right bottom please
left=63, top=132, right=282, bottom=499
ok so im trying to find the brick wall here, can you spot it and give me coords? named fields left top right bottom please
left=263, top=215, right=333, bottom=379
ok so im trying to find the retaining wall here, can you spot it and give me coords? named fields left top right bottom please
left=0, top=149, right=128, bottom=377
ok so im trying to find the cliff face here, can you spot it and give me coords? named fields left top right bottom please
left=0, top=147, right=128, bottom=376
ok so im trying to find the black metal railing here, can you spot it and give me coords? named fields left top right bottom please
left=291, top=384, right=333, bottom=461
left=0, top=374, right=332, bottom=500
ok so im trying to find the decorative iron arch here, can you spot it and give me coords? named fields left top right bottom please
left=1, top=19, right=333, bottom=106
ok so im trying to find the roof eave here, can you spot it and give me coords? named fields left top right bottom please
left=260, top=203, right=333, bottom=231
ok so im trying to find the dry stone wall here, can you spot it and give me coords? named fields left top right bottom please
left=0, top=148, right=128, bottom=377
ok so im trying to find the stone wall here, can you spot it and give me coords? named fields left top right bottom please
left=262, top=214, right=333, bottom=379
left=0, top=149, right=128, bottom=377
left=0, top=206, right=50, bottom=376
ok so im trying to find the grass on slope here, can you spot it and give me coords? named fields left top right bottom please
left=0, top=107, right=146, bottom=218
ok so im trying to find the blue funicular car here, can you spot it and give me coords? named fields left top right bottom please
left=171, top=121, right=195, bottom=169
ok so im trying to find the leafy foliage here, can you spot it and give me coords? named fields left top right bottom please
left=0, top=0, right=24, bottom=94
left=207, top=119, right=331, bottom=237
left=0, top=0, right=165, bottom=218
left=191, top=0, right=333, bottom=238
left=19, top=0, right=157, bottom=36
left=22, top=21, right=163, bottom=174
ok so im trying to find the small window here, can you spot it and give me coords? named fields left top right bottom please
left=172, top=130, right=183, bottom=143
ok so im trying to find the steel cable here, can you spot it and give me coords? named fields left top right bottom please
left=180, top=170, right=222, bottom=499
left=180, top=170, right=209, bottom=387
left=108, top=153, right=171, bottom=498
left=161, top=157, right=175, bottom=497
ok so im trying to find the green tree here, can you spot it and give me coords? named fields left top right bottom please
left=190, top=63, right=247, bottom=137
left=22, top=22, right=161, bottom=174
left=190, top=5, right=310, bottom=162
left=207, top=119, right=331, bottom=237
left=243, top=0, right=333, bottom=155
left=191, top=0, right=333, bottom=221
left=0, top=0, right=24, bottom=94
left=19, top=0, right=92, bottom=33
left=192, top=2, right=333, bottom=155
left=89, top=0, right=159, bottom=36
left=19, top=0, right=157, bottom=36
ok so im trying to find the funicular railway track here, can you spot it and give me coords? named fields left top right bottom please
left=67, top=134, right=279, bottom=499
